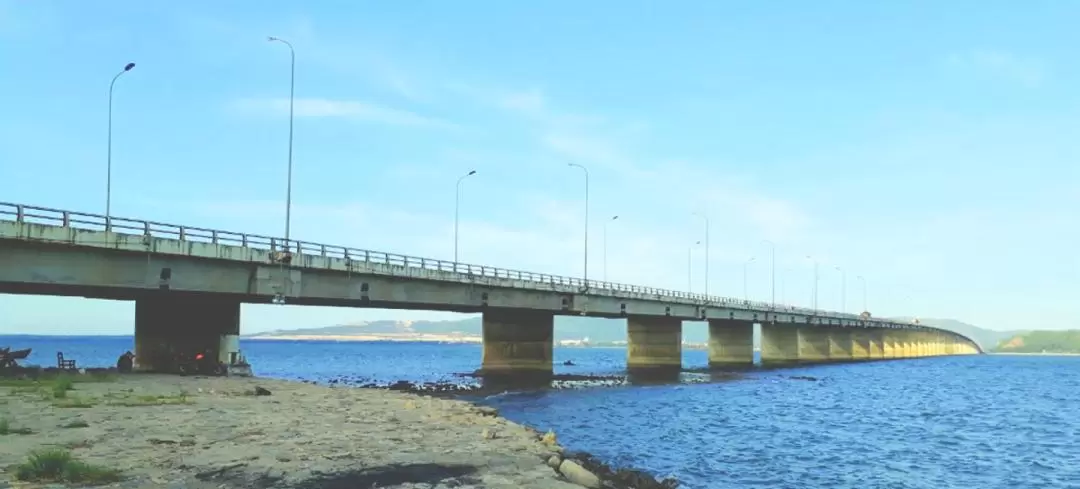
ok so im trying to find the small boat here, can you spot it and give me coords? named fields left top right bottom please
left=0, top=347, right=31, bottom=368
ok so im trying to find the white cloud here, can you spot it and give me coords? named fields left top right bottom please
left=947, top=49, right=1049, bottom=87
left=230, top=97, right=461, bottom=130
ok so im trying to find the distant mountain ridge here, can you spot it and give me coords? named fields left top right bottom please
left=253, top=315, right=1011, bottom=348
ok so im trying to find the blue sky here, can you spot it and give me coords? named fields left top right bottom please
left=2, top=1, right=1078, bottom=335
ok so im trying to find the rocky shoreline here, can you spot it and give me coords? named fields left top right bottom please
left=0, top=372, right=681, bottom=489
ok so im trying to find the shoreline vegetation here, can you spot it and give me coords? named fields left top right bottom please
left=0, top=371, right=679, bottom=489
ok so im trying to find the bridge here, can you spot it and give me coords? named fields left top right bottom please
left=0, top=202, right=982, bottom=376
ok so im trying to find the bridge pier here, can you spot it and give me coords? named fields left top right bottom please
left=827, top=328, right=854, bottom=360
left=866, top=329, right=884, bottom=359
left=134, top=295, right=248, bottom=374
left=850, top=329, right=871, bottom=360
left=626, top=316, right=682, bottom=371
left=707, top=319, right=754, bottom=368
left=761, top=325, right=800, bottom=365
left=480, top=309, right=554, bottom=378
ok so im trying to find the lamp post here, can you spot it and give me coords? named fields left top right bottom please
left=743, top=256, right=756, bottom=301
left=857, top=275, right=868, bottom=312
left=603, top=215, right=618, bottom=281
left=806, top=255, right=819, bottom=310
left=687, top=240, right=701, bottom=292
left=835, top=266, right=846, bottom=313
left=762, top=239, right=776, bottom=309
left=692, top=212, right=709, bottom=297
left=567, top=163, right=589, bottom=284
left=454, top=170, right=477, bottom=265
left=268, top=36, right=296, bottom=245
left=106, top=62, right=136, bottom=226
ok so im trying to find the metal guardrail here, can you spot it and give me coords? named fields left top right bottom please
left=0, top=202, right=862, bottom=320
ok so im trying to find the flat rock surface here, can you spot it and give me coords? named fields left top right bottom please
left=0, top=375, right=578, bottom=489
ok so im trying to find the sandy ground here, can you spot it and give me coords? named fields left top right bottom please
left=0, top=375, right=582, bottom=489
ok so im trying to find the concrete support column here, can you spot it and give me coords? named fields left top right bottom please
left=761, top=324, right=800, bottom=365
left=850, top=329, right=871, bottom=360
left=797, top=327, right=830, bottom=363
left=134, top=294, right=241, bottom=372
left=867, top=329, right=884, bottom=359
left=882, top=332, right=896, bottom=358
left=627, top=316, right=682, bottom=371
left=828, top=328, right=854, bottom=360
left=707, top=319, right=754, bottom=368
left=481, top=309, right=554, bottom=376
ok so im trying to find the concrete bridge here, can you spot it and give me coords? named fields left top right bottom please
left=0, top=202, right=982, bottom=376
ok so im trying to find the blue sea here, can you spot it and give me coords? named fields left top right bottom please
left=3, top=335, right=1079, bottom=489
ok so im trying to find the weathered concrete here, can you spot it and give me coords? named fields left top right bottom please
left=134, top=294, right=240, bottom=372
left=866, top=329, right=884, bottom=359
left=798, top=327, right=831, bottom=363
left=626, top=316, right=682, bottom=370
left=480, top=309, right=554, bottom=376
left=707, top=319, right=754, bottom=367
left=851, top=329, right=871, bottom=360
left=761, top=325, right=800, bottom=364
left=827, top=328, right=854, bottom=360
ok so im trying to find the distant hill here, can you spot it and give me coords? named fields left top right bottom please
left=993, top=330, right=1080, bottom=354
left=253, top=315, right=1008, bottom=348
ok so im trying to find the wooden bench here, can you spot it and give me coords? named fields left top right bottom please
left=57, top=352, right=76, bottom=370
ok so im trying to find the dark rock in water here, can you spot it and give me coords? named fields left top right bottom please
left=254, top=386, right=272, bottom=396
left=568, top=452, right=679, bottom=489
left=789, top=375, right=819, bottom=382
left=563, top=360, right=576, bottom=366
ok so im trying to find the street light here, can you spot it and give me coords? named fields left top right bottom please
left=105, top=62, right=136, bottom=227
left=268, top=36, right=296, bottom=246
left=692, top=212, right=709, bottom=297
left=762, top=239, right=776, bottom=309
left=454, top=170, right=477, bottom=265
left=567, top=163, right=589, bottom=284
left=806, top=255, right=819, bottom=311
left=603, top=215, right=619, bottom=281
left=687, top=240, right=701, bottom=292
left=743, top=256, right=756, bottom=302
left=835, top=266, right=846, bottom=313
left=857, top=275, right=868, bottom=313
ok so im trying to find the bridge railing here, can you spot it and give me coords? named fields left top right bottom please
left=1, top=202, right=857, bottom=320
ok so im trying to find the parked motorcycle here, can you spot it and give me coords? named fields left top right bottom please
left=175, top=350, right=225, bottom=376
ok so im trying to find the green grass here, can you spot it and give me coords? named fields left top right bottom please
left=0, top=417, right=34, bottom=435
left=52, top=397, right=97, bottom=409
left=51, top=376, right=75, bottom=399
left=0, top=372, right=117, bottom=389
left=14, top=449, right=121, bottom=485
left=60, top=420, right=90, bottom=429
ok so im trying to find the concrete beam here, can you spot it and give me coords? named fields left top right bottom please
left=707, top=319, right=754, bottom=368
left=627, top=316, right=682, bottom=370
left=797, top=327, right=830, bottom=363
left=828, top=328, right=854, bottom=360
left=480, top=309, right=554, bottom=376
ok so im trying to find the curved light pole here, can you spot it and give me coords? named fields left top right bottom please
left=687, top=240, right=701, bottom=292
left=106, top=62, right=136, bottom=226
left=762, top=239, right=776, bottom=309
left=835, top=266, right=846, bottom=313
left=692, top=212, right=709, bottom=296
left=603, top=215, right=618, bottom=281
left=454, top=170, right=477, bottom=265
left=268, top=36, right=296, bottom=245
left=743, top=256, right=756, bottom=301
left=857, top=275, right=868, bottom=312
left=567, top=163, right=589, bottom=284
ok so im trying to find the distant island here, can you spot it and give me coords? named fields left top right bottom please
left=248, top=316, right=1009, bottom=352
left=993, top=330, right=1080, bottom=354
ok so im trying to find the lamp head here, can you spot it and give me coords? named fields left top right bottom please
left=123, top=63, right=135, bottom=71
left=467, top=170, right=476, bottom=176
